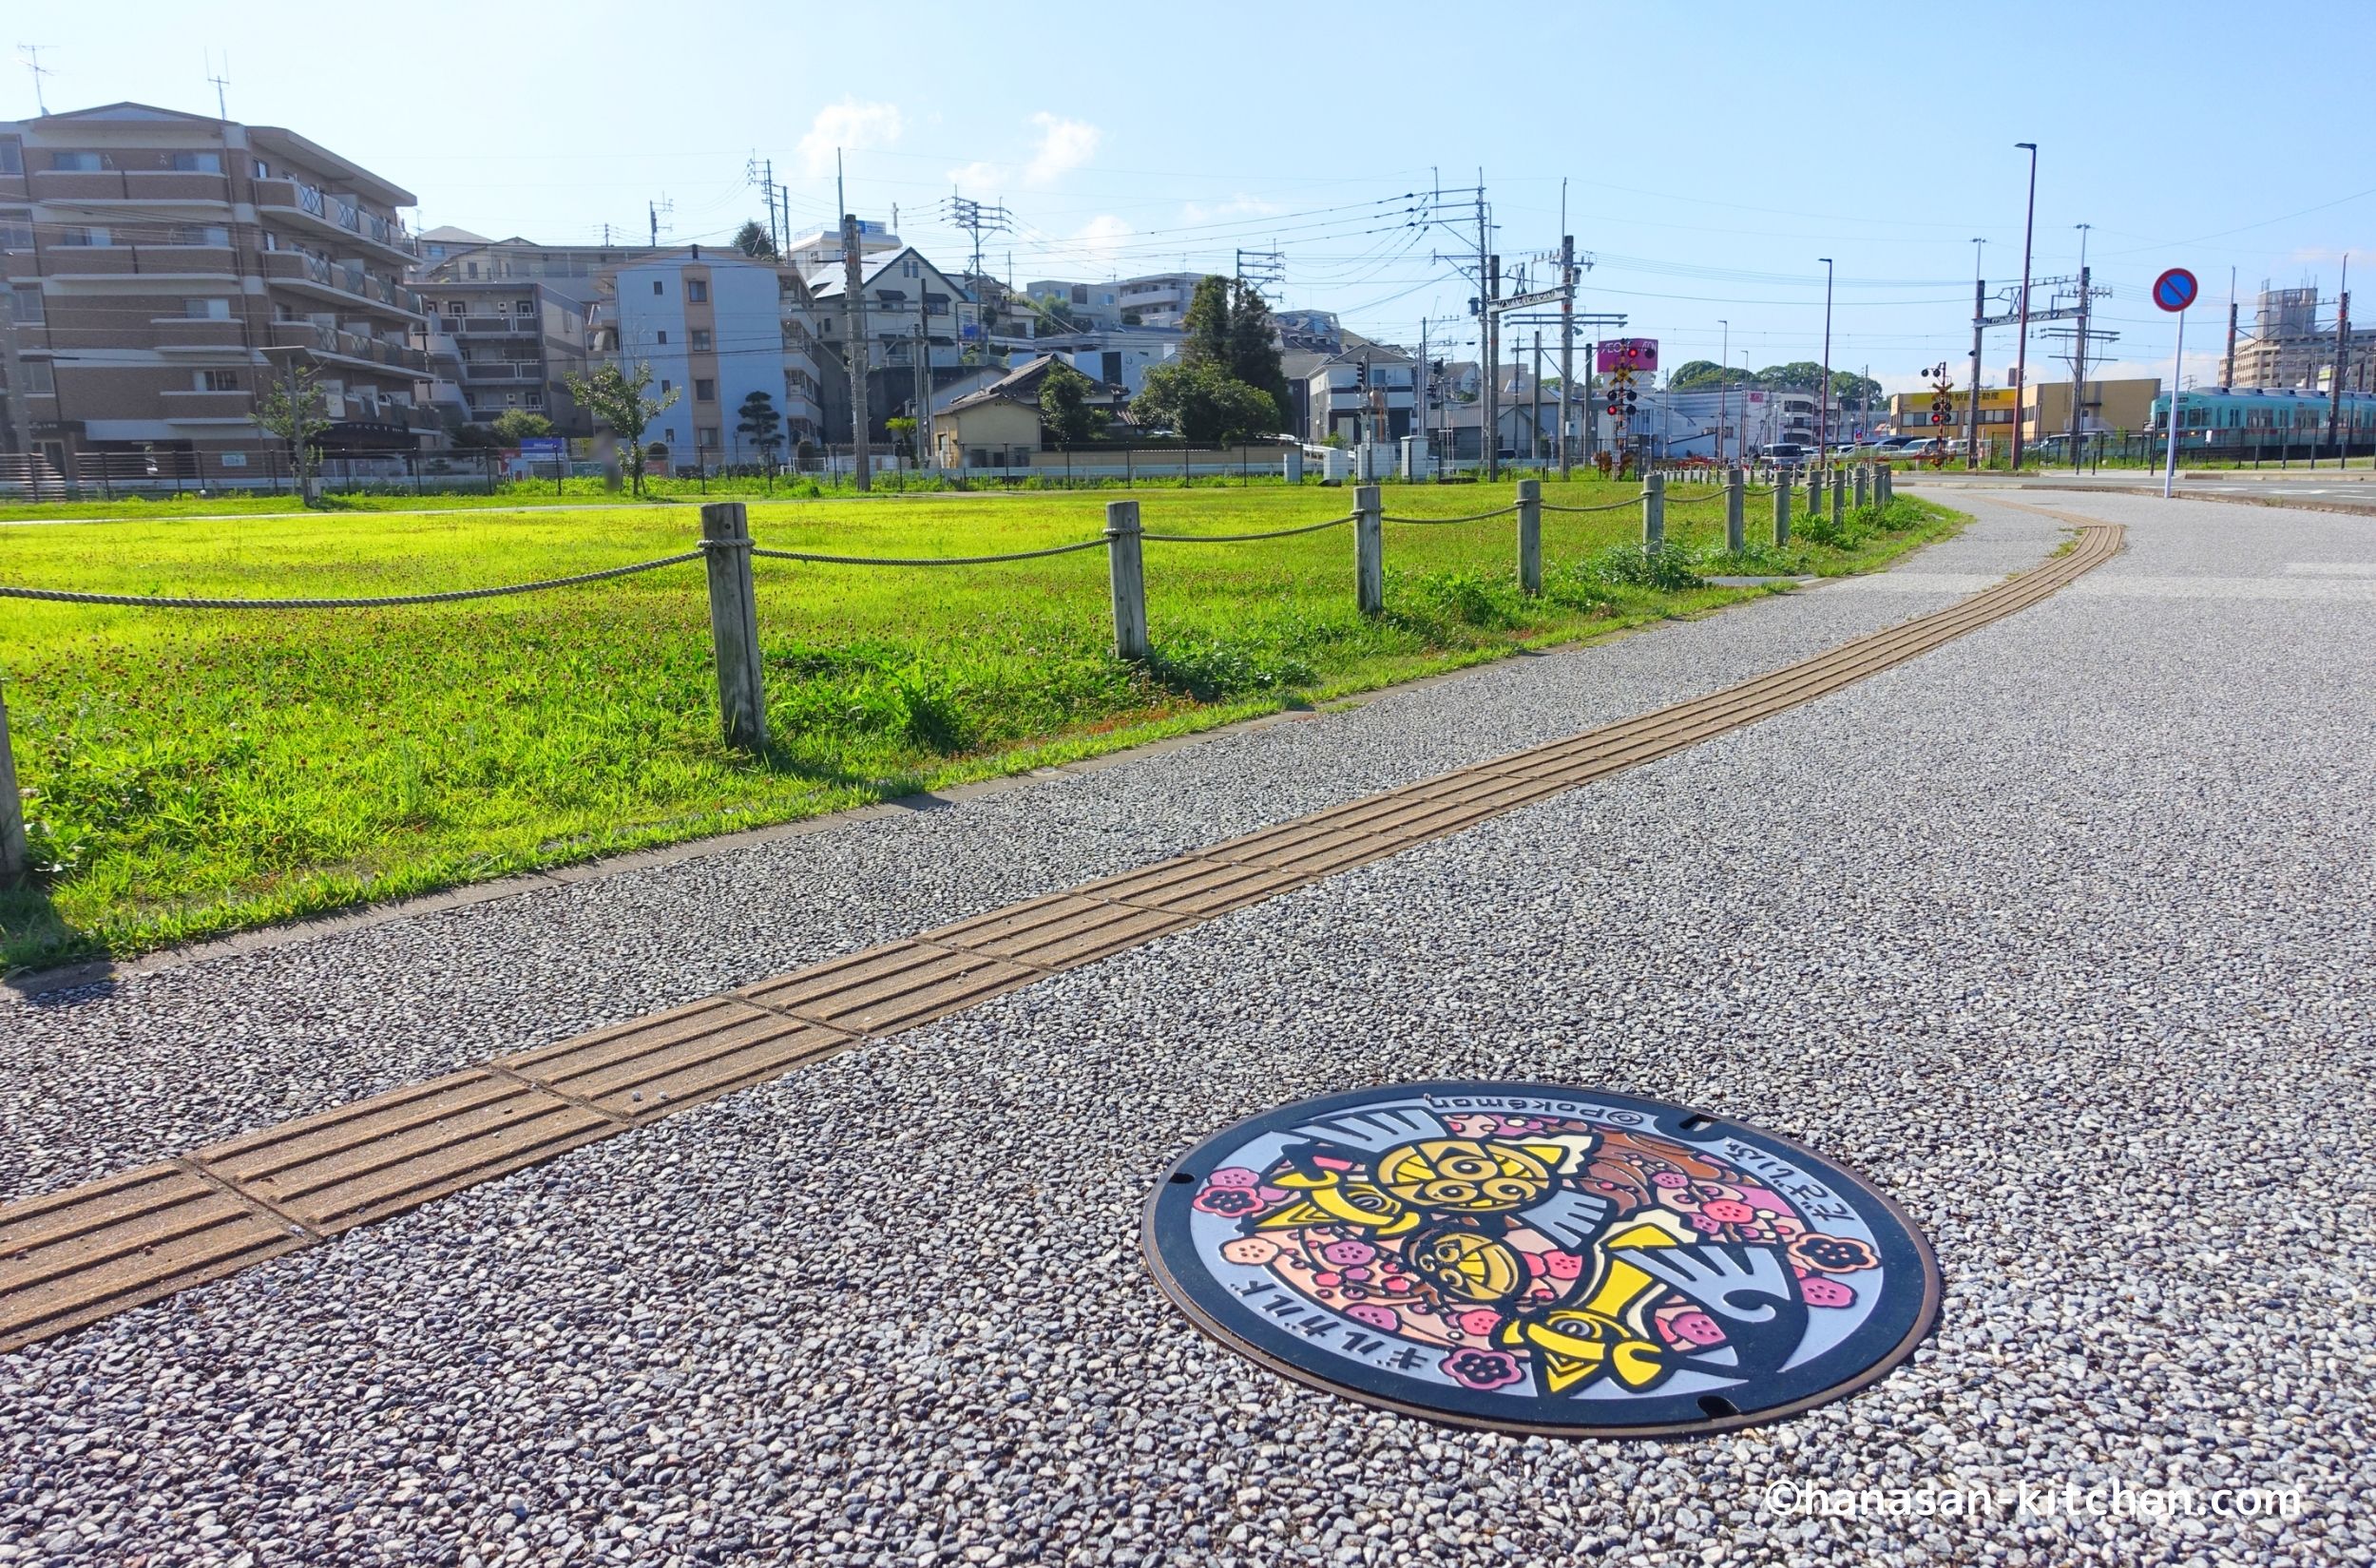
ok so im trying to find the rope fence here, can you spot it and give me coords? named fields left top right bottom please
left=1, top=466, right=1911, bottom=874
left=750, top=539, right=1105, bottom=567
left=1140, top=513, right=1356, bottom=544
left=1380, top=506, right=1519, bottom=526
left=0, top=552, right=707, bottom=611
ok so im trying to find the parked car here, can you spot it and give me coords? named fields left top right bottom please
left=1761, top=442, right=1811, bottom=468
left=1894, top=437, right=1945, bottom=460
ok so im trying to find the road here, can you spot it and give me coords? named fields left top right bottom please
left=1914, top=466, right=2376, bottom=515
left=2, top=489, right=2371, bottom=1565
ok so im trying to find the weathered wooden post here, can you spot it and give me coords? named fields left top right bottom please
left=1877, top=464, right=1893, bottom=505
left=1772, top=476, right=1792, bottom=546
left=1852, top=464, right=1869, bottom=510
left=1805, top=466, right=1823, bottom=519
left=699, top=501, right=768, bottom=753
left=1515, top=477, right=1542, bottom=595
left=1105, top=498, right=1150, bottom=660
left=1830, top=467, right=1847, bottom=526
left=0, top=678, right=27, bottom=885
left=1640, top=471, right=1665, bottom=550
left=1724, top=467, right=1746, bottom=553
left=1354, top=484, right=1384, bottom=614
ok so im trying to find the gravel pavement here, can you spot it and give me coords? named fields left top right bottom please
left=5, top=489, right=2373, bottom=1566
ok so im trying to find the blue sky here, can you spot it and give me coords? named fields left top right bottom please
left=24, top=1, right=2375, bottom=391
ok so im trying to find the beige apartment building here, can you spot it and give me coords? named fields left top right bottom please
left=0, top=102, right=431, bottom=479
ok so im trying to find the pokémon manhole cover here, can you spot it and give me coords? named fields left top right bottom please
left=1143, top=1082, right=1940, bottom=1438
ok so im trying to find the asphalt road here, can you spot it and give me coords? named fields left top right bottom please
left=1913, top=468, right=2376, bottom=514
left=3, top=489, right=2370, bottom=1566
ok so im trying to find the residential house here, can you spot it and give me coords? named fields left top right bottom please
left=1, top=101, right=433, bottom=474
left=809, top=245, right=985, bottom=444
left=932, top=354, right=1127, bottom=469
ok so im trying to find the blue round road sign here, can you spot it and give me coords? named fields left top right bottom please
left=2153, top=268, right=2199, bottom=313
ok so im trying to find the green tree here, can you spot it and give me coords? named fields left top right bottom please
left=732, top=220, right=777, bottom=260
left=1756, top=361, right=1831, bottom=391
left=1223, top=280, right=1292, bottom=433
left=1039, top=361, right=1102, bottom=443
left=1830, top=371, right=1883, bottom=413
left=251, top=361, right=332, bottom=503
left=1132, top=360, right=1280, bottom=443
left=736, top=390, right=783, bottom=468
left=1667, top=359, right=1732, bottom=390
left=1181, top=275, right=1233, bottom=368
left=490, top=409, right=553, bottom=445
left=886, top=415, right=918, bottom=463
left=564, top=362, right=680, bottom=495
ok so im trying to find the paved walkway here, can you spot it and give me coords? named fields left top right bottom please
left=4, top=491, right=2372, bottom=1565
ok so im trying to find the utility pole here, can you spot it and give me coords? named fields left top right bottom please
left=841, top=212, right=872, bottom=491
left=2328, top=256, right=2350, bottom=450
left=1717, top=318, right=1729, bottom=467
left=1965, top=239, right=1985, bottom=469
left=1485, top=252, right=1501, bottom=480
left=2223, top=268, right=2239, bottom=388
left=1816, top=258, right=1834, bottom=466
left=2011, top=143, right=2039, bottom=469
left=1531, top=333, right=1543, bottom=464
left=1559, top=233, right=1576, bottom=478
left=2069, top=224, right=2091, bottom=470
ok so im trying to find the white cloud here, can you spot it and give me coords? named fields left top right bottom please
left=1180, top=194, right=1287, bottom=224
left=1025, top=114, right=1101, bottom=185
left=1075, top=215, right=1132, bottom=264
left=796, top=99, right=904, bottom=178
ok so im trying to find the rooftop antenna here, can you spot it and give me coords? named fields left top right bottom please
left=18, top=44, right=53, bottom=115
left=204, top=49, right=230, bottom=122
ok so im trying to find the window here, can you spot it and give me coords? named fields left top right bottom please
left=50, top=150, right=103, bottom=172
left=698, top=427, right=719, bottom=449
left=0, top=210, right=30, bottom=250
left=690, top=328, right=711, bottom=351
left=902, top=258, right=918, bottom=278
left=651, top=279, right=663, bottom=295
left=660, top=379, right=671, bottom=393
left=8, top=285, right=41, bottom=324
left=201, top=370, right=240, bottom=392
left=687, top=280, right=708, bottom=303
left=169, top=152, right=222, bottom=173
left=694, top=378, right=716, bottom=401
left=466, top=262, right=479, bottom=278
left=57, top=225, right=108, bottom=247
left=655, top=330, right=667, bottom=345
left=525, top=392, right=543, bottom=409
left=170, top=224, right=230, bottom=247
left=663, top=427, right=676, bottom=442
left=252, top=158, right=270, bottom=179
left=22, top=360, right=55, bottom=394
left=259, top=231, right=278, bottom=251
left=0, top=138, right=20, bottom=176
left=182, top=298, right=231, bottom=319
left=515, top=298, right=533, bottom=316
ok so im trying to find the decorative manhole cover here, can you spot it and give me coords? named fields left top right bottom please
left=1144, top=1083, right=1939, bottom=1438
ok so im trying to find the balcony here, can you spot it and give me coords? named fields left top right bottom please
left=260, top=248, right=423, bottom=321
left=462, top=361, right=541, bottom=382
left=149, top=317, right=252, bottom=351
left=157, top=390, right=257, bottom=420
left=452, top=315, right=539, bottom=337
left=254, top=179, right=417, bottom=264
left=29, top=169, right=232, bottom=204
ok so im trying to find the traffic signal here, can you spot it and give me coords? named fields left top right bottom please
left=1355, top=360, right=1369, bottom=390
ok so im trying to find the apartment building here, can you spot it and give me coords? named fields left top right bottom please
left=781, top=220, right=900, bottom=286
left=0, top=102, right=432, bottom=471
left=587, top=246, right=825, bottom=463
left=412, top=281, right=591, bottom=434
left=2230, top=282, right=2376, bottom=391
left=1114, top=272, right=1206, bottom=328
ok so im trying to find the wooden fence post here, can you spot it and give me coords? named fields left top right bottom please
left=0, top=678, right=27, bottom=885
left=1830, top=468, right=1846, bottom=526
left=1772, top=477, right=1792, bottom=546
left=1641, top=471, right=1665, bottom=549
left=1725, top=467, right=1746, bottom=553
left=1354, top=484, right=1384, bottom=615
left=1105, top=499, right=1150, bottom=660
left=699, top=501, right=768, bottom=753
left=1515, top=477, right=1542, bottom=595
left=1805, top=466, right=1823, bottom=519
left=1852, top=464, right=1869, bottom=510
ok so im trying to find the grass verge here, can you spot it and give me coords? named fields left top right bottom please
left=0, top=484, right=1959, bottom=973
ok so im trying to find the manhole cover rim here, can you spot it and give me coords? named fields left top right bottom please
left=1142, top=1080, right=1943, bottom=1441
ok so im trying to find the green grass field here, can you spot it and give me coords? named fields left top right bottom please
left=0, top=480, right=1958, bottom=973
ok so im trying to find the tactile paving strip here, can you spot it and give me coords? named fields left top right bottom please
left=0, top=525, right=2121, bottom=1353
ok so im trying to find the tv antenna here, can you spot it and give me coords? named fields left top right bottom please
left=203, top=49, right=231, bottom=122
left=18, top=44, right=54, bottom=115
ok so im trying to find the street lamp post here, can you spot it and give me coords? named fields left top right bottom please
left=1816, top=258, right=1834, bottom=467
left=2011, top=143, right=2039, bottom=470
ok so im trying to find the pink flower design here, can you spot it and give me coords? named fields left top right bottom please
left=1702, top=1199, right=1755, bottom=1225
left=1689, top=1212, right=1725, bottom=1235
left=1194, top=1187, right=1261, bottom=1217
left=1346, top=1303, right=1400, bottom=1331
left=1801, top=1276, right=1857, bottom=1309
left=1205, top=1167, right=1263, bottom=1189
left=1457, top=1309, right=1504, bottom=1338
left=1219, top=1237, right=1278, bottom=1267
left=1652, top=1172, right=1690, bottom=1189
left=1542, top=1252, right=1585, bottom=1280
left=1320, top=1239, right=1375, bottom=1268
left=1441, top=1348, right=1523, bottom=1391
left=1670, top=1310, right=1725, bottom=1348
